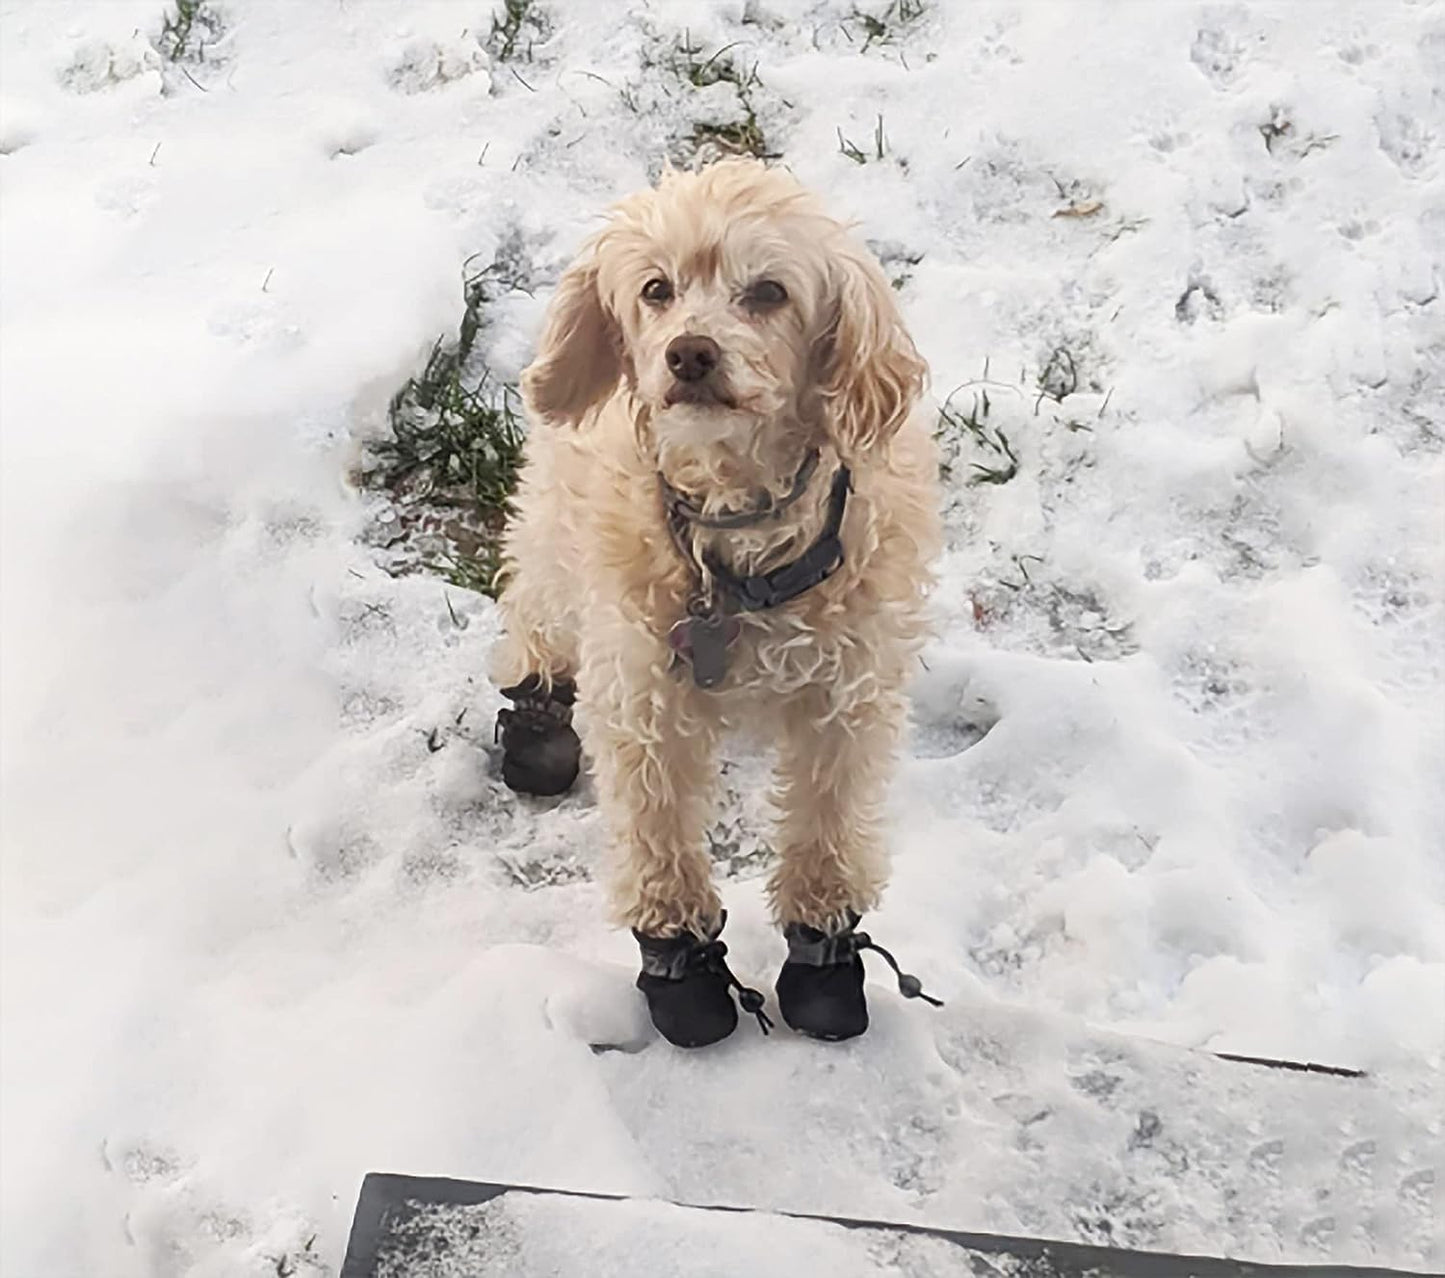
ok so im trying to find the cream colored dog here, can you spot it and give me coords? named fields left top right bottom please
left=492, top=159, right=940, bottom=945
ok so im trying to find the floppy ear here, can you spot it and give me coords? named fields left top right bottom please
left=818, top=242, right=927, bottom=457
left=520, top=250, right=622, bottom=428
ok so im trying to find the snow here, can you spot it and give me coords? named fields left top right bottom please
left=2, top=1, right=1442, bottom=1274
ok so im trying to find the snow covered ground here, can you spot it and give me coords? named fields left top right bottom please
left=2, top=1, right=1442, bottom=1274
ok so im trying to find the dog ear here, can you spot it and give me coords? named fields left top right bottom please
left=521, top=251, right=622, bottom=428
left=818, top=242, right=926, bottom=457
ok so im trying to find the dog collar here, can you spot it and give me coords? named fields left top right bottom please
left=660, top=451, right=851, bottom=688
left=661, top=454, right=852, bottom=614
left=700, top=464, right=852, bottom=612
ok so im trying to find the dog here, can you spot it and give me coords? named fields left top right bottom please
left=491, top=159, right=942, bottom=1045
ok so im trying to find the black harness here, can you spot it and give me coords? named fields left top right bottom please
left=660, top=449, right=852, bottom=687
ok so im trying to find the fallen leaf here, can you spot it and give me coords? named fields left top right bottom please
left=1053, top=199, right=1105, bottom=218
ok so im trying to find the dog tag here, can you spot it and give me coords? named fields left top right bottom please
left=686, top=613, right=732, bottom=689
left=667, top=606, right=739, bottom=689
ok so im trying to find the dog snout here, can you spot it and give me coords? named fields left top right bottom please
left=665, top=334, right=720, bottom=383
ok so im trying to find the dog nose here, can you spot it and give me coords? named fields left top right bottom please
left=665, top=334, right=720, bottom=383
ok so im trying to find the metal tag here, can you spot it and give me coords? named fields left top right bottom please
left=667, top=602, right=739, bottom=689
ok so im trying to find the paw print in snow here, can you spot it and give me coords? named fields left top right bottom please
left=1148, top=130, right=1191, bottom=155
left=1190, top=25, right=1245, bottom=87
left=1336, top=41, right=1379, bottom=67
left=1376, top=111, right=1436, bottom=177
left=1175, top=273, right=1224, bottom=324
left=59, top=36, right=161, bottom=94
left=387, top=36, right=492, bottom=94
left=103, top=1137, right=186, bottom=1184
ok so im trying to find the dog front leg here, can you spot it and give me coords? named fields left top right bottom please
left=583, top=637, right=722, bottom=938
left=767, top=684, right=942, bottom=1041
left=768, top=686, right=905, bottom=932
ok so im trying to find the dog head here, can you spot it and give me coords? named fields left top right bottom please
left=521, top=159, right=925, bottom=462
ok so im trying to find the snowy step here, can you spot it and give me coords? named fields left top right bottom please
left=340, top=1174, right=1429, bottom=1278
left=340, top=947, right=1439, bottom=1274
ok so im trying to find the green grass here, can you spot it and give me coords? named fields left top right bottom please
left=672, top=35, right=778, bottom=160
left=849, top=0, right=927, bottom=51
left=838, top=114, right=888, bottom=164
left=156, top=0, right=223, bottom=62
left=676, top=38, right=754, bottom=89
left=1035, top=345, right=1079, bottom=408
left=936, top=368, right=1022, bottom=486
left=373, top=347, right=525, bottom=512
left=488, top=0, right=548, bottom=62
left=693, top=116, right=772, bottom=159
left=361, top=255, right=529, bottom=599
left=432, top=543, right=507, bottom=597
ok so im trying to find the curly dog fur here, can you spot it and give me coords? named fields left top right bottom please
left=492, top=159, right=941, bottom=938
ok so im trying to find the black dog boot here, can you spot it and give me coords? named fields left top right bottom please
left=495, top=675, right=581, bottom=796
left=635, top=912, right=774, bottom=1048
left=776, top=911, right=941, bottom=1042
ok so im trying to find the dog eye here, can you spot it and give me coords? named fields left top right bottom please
left=641, top=277, right=674, bottom=304
left=745, top=279, right=788, bottom=308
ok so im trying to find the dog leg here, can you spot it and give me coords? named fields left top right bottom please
left=490, top=546, right=580, bottom=696
left=487, top=444, right=589, bottom=795
left=583, top=640, right=722, bottom=938
left=770, top=685, right=942, bottom=1039
left=584, top=647, right=772, bottom=1047
left=491, top=556, right=582, bottom=797
left=768, top=686, right=903, bottom=932
left=490, top=436, right=583, bottom=693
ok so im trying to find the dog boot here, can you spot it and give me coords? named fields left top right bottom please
left=776, top=911, right=941, bottom=1042
left=495, top=674, right=582, bottom=796
left=635, top=912, right=774, bottom=1048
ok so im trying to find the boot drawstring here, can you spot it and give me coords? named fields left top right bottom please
left=854, top=933, right=944, bottom=1007
left=698, top=940, right=774, bottom=1034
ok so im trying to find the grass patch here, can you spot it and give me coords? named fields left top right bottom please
left=361, top=253, right=530, bottom=599
left=487, top=0, right=548, bottom=62
left=937, top=373, right=1020, bottom=485
left=848, top=0, right=927, bottom=51
left=942, top=364, right=1034, bottom=488
left=676, top=39, right=751, bottom=89
left=972, top=566, right=1136, bottom=662
left=156, top=0, right=224, bottom=63
left=694, top=116, right=771, bottom=159
left=937, top=343, right=1104, bottom=482
left=374, top=342, right=524, bottom=512
left=672, top=35, right=778, bottom=160
left=1035, top=345, right=1079, bottom=408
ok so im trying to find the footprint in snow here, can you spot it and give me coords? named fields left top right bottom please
left=907, top=656, right=1001, bottom=760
